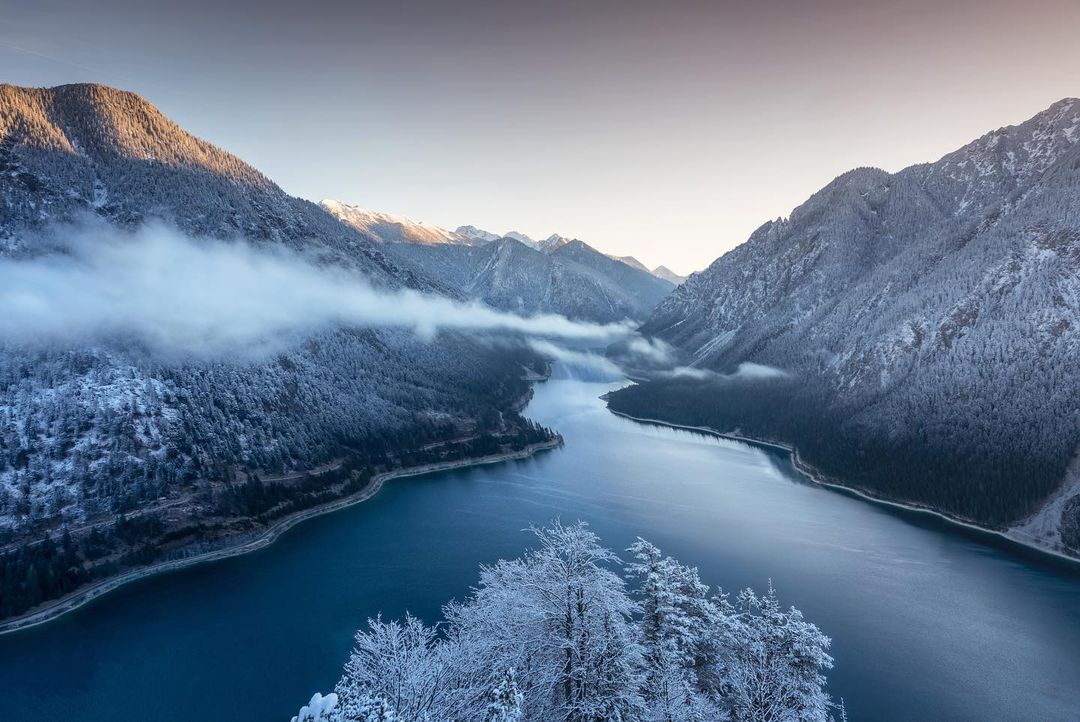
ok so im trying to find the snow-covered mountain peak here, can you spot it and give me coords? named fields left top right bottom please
left=321, top=200, right=480, bottom=246
left=503, top=231, right=537, bottom=248
left=538, top=233, right=573, bottom=253
left=652, top=265, right=687, bottom=285
left=929, top=97, right=1080, bottom=198
left=455, top=225, right=500, bottom=243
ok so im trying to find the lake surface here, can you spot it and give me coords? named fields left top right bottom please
left=3, top=369, right=1080, bottom=721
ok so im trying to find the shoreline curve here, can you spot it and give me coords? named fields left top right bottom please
left=607, top=408, right=1080, bottom=569
left=0, top=438, right=562, bottom=637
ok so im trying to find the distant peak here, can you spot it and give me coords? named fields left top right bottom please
left=503, top=230, right=535, bottom=244
left=321, top=200, right=470, bottom=245
left=538, top=233, right=573, bottom=253
left=652, top=265, right=687, bottom=285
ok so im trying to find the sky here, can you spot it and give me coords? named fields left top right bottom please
left=1, top=0, right=1078, bottom=274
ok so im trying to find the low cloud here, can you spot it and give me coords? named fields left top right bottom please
left=0, top=224, right=635, bottom=358
left=526, top=340, right=623, bottom=377
left=728, top=362, right=791, bottom=381
left=624, top=336, right=676, bottom=364
left=659, top=362, right=791, bottom=382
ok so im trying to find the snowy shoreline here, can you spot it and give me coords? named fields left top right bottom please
left=0, top=437, right=562, bottom=636
left=608, top=409, right=1080, bottom=567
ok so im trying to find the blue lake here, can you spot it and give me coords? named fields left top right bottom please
left=3, top=370, right=1080, bottom=720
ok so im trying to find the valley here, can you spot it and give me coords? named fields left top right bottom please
left=2, top=370, right=1079, bottom=722
left=5, top=3, right=1080, bottom=720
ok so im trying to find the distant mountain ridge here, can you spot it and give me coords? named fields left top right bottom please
left=613, top=97, right=1080, bottom=556
left=455, top=225, right=501, bottom=244
left=389, top=235, right=674, bottom=323
left=321, top=200, right=680, bottom=318
left=319, top=200, right=483, bottom=246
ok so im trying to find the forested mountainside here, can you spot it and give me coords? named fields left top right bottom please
left=0, top=83, right=554, bottom=620
left=613, top=98, right=1080, bottom=554
left=0, top=84, right=433, bottom=287
left=387, top=237, right=675, bottom=323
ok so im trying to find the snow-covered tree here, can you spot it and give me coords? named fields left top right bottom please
left=341, top=694, right=396, bottom=722
left=333, top=613, right=464, bottom=721
left=626, top=539, right=730, bottom=721
left=446, top=521, right=645, bottom=721
left=724, top=583, right=833, bottom=722
left=484, top=668, right=523, bottom=722
left=296, top=524, right=834, bottom=722
left=291, top=692, right=338, bottom=722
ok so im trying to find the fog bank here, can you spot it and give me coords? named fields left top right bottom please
left=0, top=225, right=634, bottom=357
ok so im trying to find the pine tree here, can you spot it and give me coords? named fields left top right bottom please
left=484, top=668, right=523, bottom=722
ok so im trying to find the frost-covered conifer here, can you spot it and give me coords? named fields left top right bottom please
left=724, top=582, right=833, bottom=722
left=484, top=668, right=523, bottom=722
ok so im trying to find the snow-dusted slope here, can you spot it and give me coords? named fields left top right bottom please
left=0, top=84, right=430, bottom=288
left=652, top=265, right=687, bottom=285
left=631, top=98, right=1080, bottom=547
left=611, top=254, right=650, bottom=273
left=455, top=225, right=501, bottom=243
left=389, top=237, right=674, bottom=323
left=321, top=199, right=483, bottom=246
left=537, top=233, right=572, bottom=253
left=504, top=230, right=538, bottom=249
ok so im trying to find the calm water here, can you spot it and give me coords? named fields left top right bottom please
left=3, top=369, right=1080, bottom=721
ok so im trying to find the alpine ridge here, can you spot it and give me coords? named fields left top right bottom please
left=388, top=235, right=675, bottom=323
left=321, top=201, right=680, bottom=315
left=319, top=200, right=484, bottom=246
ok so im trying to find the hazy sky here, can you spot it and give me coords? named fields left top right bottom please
left=2, top=0, right=1078, bottom=273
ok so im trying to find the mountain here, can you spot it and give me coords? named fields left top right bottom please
left=0, top=84, right=432, bottom=287
left=456, top=224, right=501, bottom=243
left=504, top=230, right=537, bottom=248
left=611, top=254, right=650, bottom=273
left=389, top=236, right=675, bottom=323
left=0, top=83, right=553, bottom=620
left=611, top=98, right=1080, bottom=556
left=652, top=265, right=687, bottom=285
left=537, top=233, right=572, bottom=253
left=547, top=240, right=677, bottom=314
left=321, top=199, right=481, bottom=246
